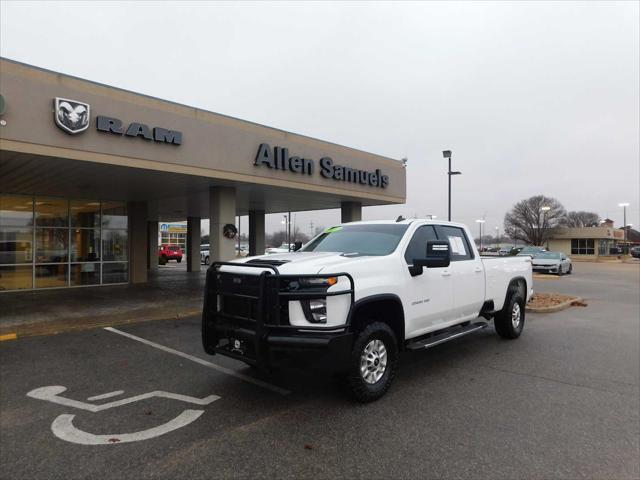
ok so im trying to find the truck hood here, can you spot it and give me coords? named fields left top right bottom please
left=233, top=251, right=371, bottom=274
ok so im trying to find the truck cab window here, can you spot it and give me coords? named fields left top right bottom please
left=404, top=225, right=438, bottom=264
left=437, top=225, right=474, bottom=261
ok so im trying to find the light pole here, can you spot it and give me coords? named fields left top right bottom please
left=495, top=226, right=499, bottom=248
left=443, top=150, right=461, bottom=222
left=282, top=215, right=290, bottom=250
left=540, top=206, right=551, bottom=248
left=476, top=219, right=485, bottom=251
left=619, top=203, right=630, bottom=254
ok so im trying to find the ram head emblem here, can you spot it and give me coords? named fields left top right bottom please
left=54, top=98, right=90, bottom=134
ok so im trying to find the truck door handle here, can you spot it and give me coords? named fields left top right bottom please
left=441, top=270, right=451, bottom=277
left=474, top=267, right=482, bottom=273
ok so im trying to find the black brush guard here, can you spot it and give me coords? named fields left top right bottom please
left=202, top=262, right=355, bottom=370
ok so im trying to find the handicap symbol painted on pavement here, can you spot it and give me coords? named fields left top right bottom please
left=27, top=386, right=220, bottom=445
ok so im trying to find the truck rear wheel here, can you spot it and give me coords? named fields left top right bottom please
left=494, top=287, right=525, bottom=339
left=347, top=322, right=398, bottom=402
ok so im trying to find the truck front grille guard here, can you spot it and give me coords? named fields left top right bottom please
left=202, top=261, right=355, bottom=365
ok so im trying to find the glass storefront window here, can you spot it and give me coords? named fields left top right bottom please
left=35, top=264, right=68, bottom=288
left=571, top=239, right=595, bottom=255
left=102, top=230, right=128, bottom=261
left=0, top=195, right=33, bottom=228
left=1, top=196, right=130, bottom=290
left=36, top=197, right=69, bottom=227
left=102, top=202, right=127, bottom=229
left=71, top=200, right=101, bottom=228
left=36, top=228, right=68, bottom=263
left=103, top=262, right=128, bottom=284
left=0, top=229, right=33, bottom=264
left=70, top=263, right=101, bottom=286
left=0, top=265, right=33, bottom=290
left=71, top=229, right=100, bottom=262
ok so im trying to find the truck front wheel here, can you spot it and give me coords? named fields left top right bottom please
left=494, top=287, right=525, bottom=339
left=347, top=322, right=398, bottom=402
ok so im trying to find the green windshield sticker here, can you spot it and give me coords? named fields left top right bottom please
left=324, top=226, right=343, bottom=233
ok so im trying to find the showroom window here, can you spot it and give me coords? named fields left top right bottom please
left=0, top=195, right=128, bottom=291
left=571, top=238, right=595, bottom=255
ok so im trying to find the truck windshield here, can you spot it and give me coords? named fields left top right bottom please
left=301, top=224, right=409, bottom=256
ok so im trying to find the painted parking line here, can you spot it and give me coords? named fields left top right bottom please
left=104, top=327, right=291, bottom=396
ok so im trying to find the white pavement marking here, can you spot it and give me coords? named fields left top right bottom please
left=104, top=327, right=291, bottom=396
left=51, top=410, right=205, bottom=445
left=27, top=386, right=220, bottom=412
left=87, top=390, right=124, bottom=401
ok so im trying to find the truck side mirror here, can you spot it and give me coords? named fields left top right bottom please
left=293, top=241, right=303, bottom=252
left=409, top=241, right=451, bottom=276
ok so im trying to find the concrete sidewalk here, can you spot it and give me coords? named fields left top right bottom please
left=0, top=266, right=206, bottom=338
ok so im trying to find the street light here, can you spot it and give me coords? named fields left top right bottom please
left=619, top=203, right=630, bottom=254
left=443, top=150, right=461, bottom=222
left=540, top=206, right=551, bottom=248
left=495, top=226, right=500, bottom=248
left=476, top=219, right=485, bottom=251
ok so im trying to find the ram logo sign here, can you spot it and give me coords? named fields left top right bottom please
left=54, top=97, right=90, bottom=134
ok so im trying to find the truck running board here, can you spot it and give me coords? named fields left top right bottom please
left=406, top=321, right=488, bottom=351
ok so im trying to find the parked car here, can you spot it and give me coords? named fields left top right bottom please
left=202, top=219, right=533, bottom=402
left=159, top=244, right=183, bottom=263
left=630, top=246, right=640, bottom=259
left=531, top=251, right=572, bottom=275
left=201, top=246, right=210, bottom=265
left=265, top=243, right=295, bottom=254
left=498, top=247, right=512, bottom=256
left=517, top=246, right=546, bottom=257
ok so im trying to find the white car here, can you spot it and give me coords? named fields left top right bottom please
left=200, top=245, right=210, bottom=265
left=265, top=243, right=295, bottom=254
left=202, top=219, right=533, bottom=402
left=531, top=251, right=572, bottom=275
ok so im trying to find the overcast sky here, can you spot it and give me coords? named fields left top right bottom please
left=1, top=1, right=638, bottom=238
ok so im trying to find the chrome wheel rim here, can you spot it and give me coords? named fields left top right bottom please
left=360, top=339, right=388, bottom=384
left=511, top=302, right=522, bottom=329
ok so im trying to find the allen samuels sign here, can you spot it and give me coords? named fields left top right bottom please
left=254, top=143, right=390, bottom=188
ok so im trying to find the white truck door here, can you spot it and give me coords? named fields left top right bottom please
left=437, top=225, right=485, bottom=320
left=403, top=225, right=454, bottom=336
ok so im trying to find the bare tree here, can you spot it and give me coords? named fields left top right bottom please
left=504, top=195, right=566, bottom=246
left=564, top=211, right=600, bottom=228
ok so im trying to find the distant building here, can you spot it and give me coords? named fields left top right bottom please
left=158, top=222, right=187, bottom=249
left=548, top=225, right=625, bottom=259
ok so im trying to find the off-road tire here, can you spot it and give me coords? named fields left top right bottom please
left=347, top=321, right=398, bottom=403
left=494, top=286, right=525, bottom=339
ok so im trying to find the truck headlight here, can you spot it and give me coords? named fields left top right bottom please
left=302, top=298, right=327, bottom=323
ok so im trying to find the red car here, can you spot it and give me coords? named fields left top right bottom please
left=158, top=244, right=183, bottom=263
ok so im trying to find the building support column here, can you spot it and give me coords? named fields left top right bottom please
left=249, top=210, right=265, bottom=256
left=341, top=201, right=362, bottom=223
left=147, top=220, right=158, bottom=271
left=128, top=201, right=148, bottom=284
left=209, top=187, right=237, bottom=262
left=187, top=216, right=201, bottom=272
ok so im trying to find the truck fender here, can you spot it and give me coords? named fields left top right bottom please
left=347, top=294, right=405, bottom=345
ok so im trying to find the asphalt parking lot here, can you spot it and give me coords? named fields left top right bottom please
left=1, top=262, right=638, bottom=479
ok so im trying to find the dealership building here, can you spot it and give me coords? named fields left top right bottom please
left=0, top=58, right=406, bottom=292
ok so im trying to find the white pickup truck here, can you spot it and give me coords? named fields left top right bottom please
left=202, top=219, right=533, bottom=402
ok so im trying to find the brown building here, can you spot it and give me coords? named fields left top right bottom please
left=0, top=58, right=406, bottom=292
left=547, top=221, right=626, bottom=260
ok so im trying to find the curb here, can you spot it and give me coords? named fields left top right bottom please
left=0, top=308, right=202, bottom=339
left=526, top=296, right=583, bottom=313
